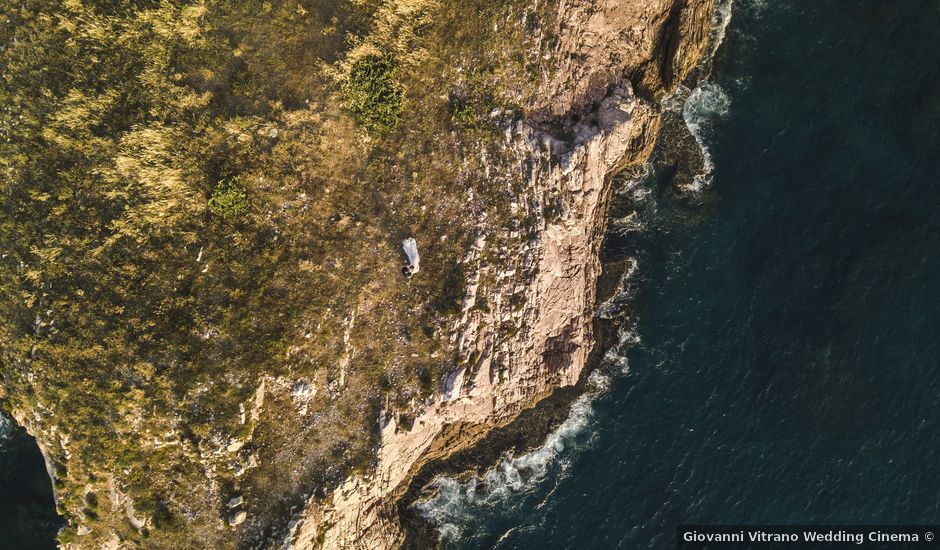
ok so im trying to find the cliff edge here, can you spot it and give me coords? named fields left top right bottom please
left=0, top=0, right=715, bottom=548
left=290, top=0, right=716, bottom=547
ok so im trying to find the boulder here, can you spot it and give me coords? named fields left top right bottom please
left=229, top=510, right=247, bottom=527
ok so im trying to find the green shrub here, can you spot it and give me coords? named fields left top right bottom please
left=344, top=55, right=404, bottom=133
left=451, top=99, right=477, bottom=127
left=208, top=178, right=250, bottom=220
left=58, top=527, right=76, bottom=545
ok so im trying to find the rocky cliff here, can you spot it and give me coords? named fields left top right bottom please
left=289, top=0, right=717, bottom=547
left=0, top=0, right=716, bottom=548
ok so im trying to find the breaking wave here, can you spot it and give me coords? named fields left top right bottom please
left=682, top=81, right=731, bottom=192
left=610, top=164, right=656, bottom=236
left=0, top=412, right=12, bottom=447
left=710, top=0, right=735, bottom=61
left=0, top=412, right=14, bottom=454
left=416, top=247, right=643, bottom=541
left=663, top=0, right=735, bottom=194
left=414, top=370, right=613, bottom=544
left=597, top=256, right=640, bottom=321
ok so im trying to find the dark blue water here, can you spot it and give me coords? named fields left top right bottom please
left=425, top=0, right=940, bottom=547
left=0, top=414, right=61, bottom=549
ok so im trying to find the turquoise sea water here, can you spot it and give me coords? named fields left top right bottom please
left=418, top=0, right=940, bottom=547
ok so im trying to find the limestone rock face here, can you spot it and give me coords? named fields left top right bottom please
left=532, top=0, right=716, bottom=118
left=228, top=511, right=247, bottom=527
left=288, top=1, right=716, bottom=548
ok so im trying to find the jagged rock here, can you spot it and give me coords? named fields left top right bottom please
left=125, top=501, right=146, bottom=531
left=291, top=381, right=311, bottom=397
left=287, top=1, right=716, bottom=548
left=228, top=511, right=247, bottom=527
left=77, top=525, right=92, bottom=536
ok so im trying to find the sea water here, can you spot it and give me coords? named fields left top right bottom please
left=418, top=0, right=940, bottom=547
left=0, top=411, right=61, bottom=548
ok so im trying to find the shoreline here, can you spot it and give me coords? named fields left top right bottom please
left=400, top=238, right=639, bottom=548
left=287, top=0, right=727, bottom=544
left=1, top=1, right=725, bottom=547
left=397, top=1, right=738, bottom=543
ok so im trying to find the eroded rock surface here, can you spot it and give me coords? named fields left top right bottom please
left=289, top=1, right=716, bottom=548
left=0, top=0, right=715, bottom=548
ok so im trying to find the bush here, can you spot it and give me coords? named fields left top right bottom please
left=451, top=99, right=477, bottom=127
left=208, top=179, right=250, bottom=220
left=343, top=55, right=404, bottom=133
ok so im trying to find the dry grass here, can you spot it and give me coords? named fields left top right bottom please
left=0, top=0, right=562, bottom=547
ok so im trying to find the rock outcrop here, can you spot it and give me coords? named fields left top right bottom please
left=0, top=0, right=717, bottom=547
left=288, top=0, right=716, bottom=547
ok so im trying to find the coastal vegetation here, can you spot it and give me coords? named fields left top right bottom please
left=208, top=178, right=251, bottom=220
left=343, top=55, right=404, bottom=133
left=0, top=0, right=558, bottom=546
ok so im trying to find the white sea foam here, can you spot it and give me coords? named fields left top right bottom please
left=610, top=210, right=643, bottom=234
left=617, top=162, right=653, bottom=196
left=0, top=412, right=12, bottom=444
left=600, top=257, right=642, bottom=375
left=598, top=256, right=640, bottom=320
left=415, top=371, right=612, bottom=543
left=610, top=164, right=657, bottom=240
left=682, top=81, right=731, bottom=192
left=661, top=68, right=731, bottom=194
left=713, top=0, right=774, bottom=48
left=661, top=0, right=735, bottom=194
left=709, top=0, right=735, bottom=61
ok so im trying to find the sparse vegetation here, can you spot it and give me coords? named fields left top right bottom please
left=0, top=0, right=560, bottom=547
left=451, top=98, right=479, bottom=127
